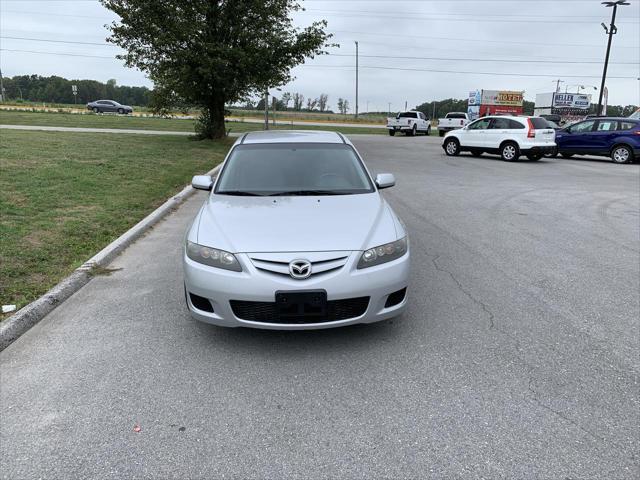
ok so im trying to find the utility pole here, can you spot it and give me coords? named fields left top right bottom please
left=598, top=1, right=629, bottom=116
left=0, top=68, right=4, bottom=102
left=388, top=102, right=391, bottom=115
left=354, top=41, right=359, bottom=119
left=404, top=100, right=408, bottom=111
left=264, top=90, right=269, bottom=130
left=432, top=101, right=436, bottom=121
left=554, top=79, right=564, bottom=93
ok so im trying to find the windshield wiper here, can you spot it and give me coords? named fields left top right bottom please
left=268, top=190, right=347, bottom=196
left=216, top=190, right=265, bottom=196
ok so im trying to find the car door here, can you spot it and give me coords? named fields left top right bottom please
left=590, top=119, right=619, bottom=154
left=418, top=112, right=428, bottom=131
left=486, top=117, right=517, bottom=149
left=555, top=120, right=596, bottom=153
left=462, top=118, right=492, bottom=148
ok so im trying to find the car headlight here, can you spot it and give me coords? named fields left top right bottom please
left=357, top=237, right=408, bottom=269
left=186, top=241, right=242, bottom=272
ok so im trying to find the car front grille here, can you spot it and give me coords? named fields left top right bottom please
left=248, top=252, right=350, bottom=278
left=230, top=297, right=370, bottom=324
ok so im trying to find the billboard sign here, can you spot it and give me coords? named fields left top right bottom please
left=481, top=90, right=524, bottom=107
left=552, top=93, right=590, bottom=110
left=468, top=90, right=481, bottom=106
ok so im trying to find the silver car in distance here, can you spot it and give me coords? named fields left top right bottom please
left=183, top=131, right=409, bottom=330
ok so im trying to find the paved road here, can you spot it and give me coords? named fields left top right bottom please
left=2, top=136, right=639, bottom=479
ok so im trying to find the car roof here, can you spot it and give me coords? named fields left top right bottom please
left=238, top=130, right=350, bottom=145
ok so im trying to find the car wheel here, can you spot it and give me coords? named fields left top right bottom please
left=439, top=130, right=445, bottom=137
left=545, top=147, right=558, bottom=158
left=501, top=142, right=520, bottom=162
left=470, top=149, right=483, bottom=157
left=92, top=107, right=100, bottom=113
left=388, top=130, right=395, bottom=136
left=561, top=153, right=573, bottom=159
left=444, top=138, right=460, bottom=156
left=117, top=108, right=124, bottom=114
left=527, top=153, right=543, bottom=161
left=408, top=125, right=416, bottom=136
left=611, top=145, right=633, bottom=164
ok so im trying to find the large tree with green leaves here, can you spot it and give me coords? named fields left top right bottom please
left=101, top=0, right=332, bottom=138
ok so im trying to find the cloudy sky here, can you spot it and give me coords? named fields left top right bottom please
left=1, top=0, right=639, bottom=111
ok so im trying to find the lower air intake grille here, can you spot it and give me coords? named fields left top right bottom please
left=230, top=297, right=369, bottom=324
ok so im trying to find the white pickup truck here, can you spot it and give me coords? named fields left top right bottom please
left=437, top=112, right=471, bottom=137
left=386, top=111, right=431, bottom=136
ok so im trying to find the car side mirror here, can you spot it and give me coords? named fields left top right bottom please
left=375, top=173, right=395, bottom=189
left=192, top=175, right=213, bottom=191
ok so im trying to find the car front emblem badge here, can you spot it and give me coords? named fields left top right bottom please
left=289, top=259, right=312, bottom=279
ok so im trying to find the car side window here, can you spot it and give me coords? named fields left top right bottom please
left=508, top=119, right=525, bottom=129
left=468, top=118, right=492, bottom=130
left=597, top=120, right=617, bottom=131
left=619, top=122, right=636, bottom=131
left=489, top=118, right=511, bottom=129
left=569, top=120, right=596, bottom=133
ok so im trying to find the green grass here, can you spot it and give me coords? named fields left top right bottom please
left=0, top=110, right=385, bottom=135
left=0, top=130, right=233, bottom=314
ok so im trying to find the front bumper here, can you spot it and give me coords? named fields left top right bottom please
left=183, top=250, right=410, bottom=330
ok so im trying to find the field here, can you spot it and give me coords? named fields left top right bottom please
left=0, top=130, right=232, bottom=313
left=0, top=110, right=385, bottom=135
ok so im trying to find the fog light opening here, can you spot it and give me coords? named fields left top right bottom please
left=189, top=293, right=214, bottom=313
left=384, top=288, right=407, bottom=308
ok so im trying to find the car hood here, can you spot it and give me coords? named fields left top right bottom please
left=195, top=193, right=399, bottom=253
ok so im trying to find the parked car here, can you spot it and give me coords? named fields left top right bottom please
left=184, top=130, right=410, bottom=329
left=437, top=112, right=471, bottom=137
left=442, top=115, right=556, bottom=161
left=553, top=117, right=639, bottom=163
left=386, top=111, right=431, bottom=136
left=86, top=99, right=133, bottom=114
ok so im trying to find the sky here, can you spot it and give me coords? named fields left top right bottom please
left=1, top=0, right=639, bottom=112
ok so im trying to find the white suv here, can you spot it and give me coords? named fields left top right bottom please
left=442, top=116, right=556, bottom=161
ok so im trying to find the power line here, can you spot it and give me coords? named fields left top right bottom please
left=299, top=63, right=637, bottom=79
left=1, top=36, right=117, bottom=47
left=0, top=49, right=116, bottom=59
left=300, top=9, right=638, bottom=24
left=329, top=29, right=639, bottom=50
left=329, top=53, right=637, bottom=66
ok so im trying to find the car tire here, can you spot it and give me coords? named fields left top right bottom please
left=117, top=108, right=124, bottom=114
left=439, top=130, right=445, bottom=137
left=470, top=149, right=483, bottom=157
left=92, top=107, right=100, bottom=113
left=426, top=126, right=431, bottom=136
left=545, top=147, right=558, bottom=158
left=444, top=138, right=460, bottom=156
left=561, top=153, right=573, bottom=159
left=527, top=153, right=543, bottom=161
left=611, top=145, right=633, bottom=164
left=407, top=125, right=416, bottom=136
left=388, top=130, right=396, bottom=136
left=500, top=142, right=520, bottom=162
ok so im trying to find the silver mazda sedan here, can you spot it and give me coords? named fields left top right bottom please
left=183, top=131, right=409, bottom=329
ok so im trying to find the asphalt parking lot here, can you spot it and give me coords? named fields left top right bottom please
left=1, top=134, right=638, bottom=479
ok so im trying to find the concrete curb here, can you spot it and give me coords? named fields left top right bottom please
left=0, top=164, right=222, bottom=352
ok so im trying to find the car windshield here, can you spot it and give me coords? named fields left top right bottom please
left=215, top=143, right=375, bottom=196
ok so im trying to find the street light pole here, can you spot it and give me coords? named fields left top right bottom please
left=354, top=41, right=359, bottom=119
left=598, top=1, right=629, bottom=116
left=264, top=90, right=269, bottom=130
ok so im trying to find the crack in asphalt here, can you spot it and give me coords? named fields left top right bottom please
left=527, top=377, right=605, bottom=446
left=431, top=254, right=495, bottom=330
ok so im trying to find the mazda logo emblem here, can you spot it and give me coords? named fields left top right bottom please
left=289, top=259, right=312, bottom=279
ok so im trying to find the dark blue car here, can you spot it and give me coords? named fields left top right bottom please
left=554, top=117, right=639, bottom=164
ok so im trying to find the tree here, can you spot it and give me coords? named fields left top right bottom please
left=292, top=92, right=305, bottom=111
left=281, top=92, right=292, bottom=109
left=318, top=93, right=329, bottom=112
left=337, top=97, right=349, bottom=114
left=306, top=97, right=318, bottom=111
left=101, top=0, right=332, bottom=139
